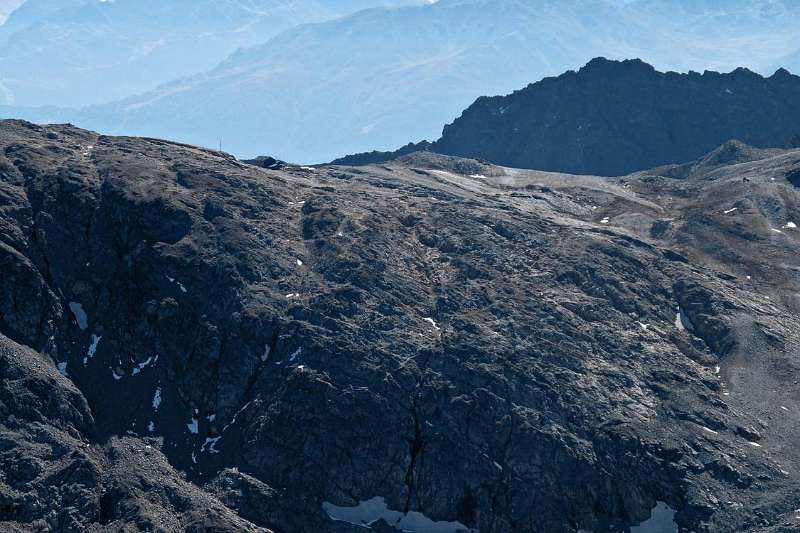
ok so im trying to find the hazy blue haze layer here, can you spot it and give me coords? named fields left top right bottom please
left=1, top=0, right=799, bottom=162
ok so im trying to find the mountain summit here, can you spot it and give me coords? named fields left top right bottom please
left=433, top=58, right=800, bottom=175
left=336, top=58, right=800, bottom=176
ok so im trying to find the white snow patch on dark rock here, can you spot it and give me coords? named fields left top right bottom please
left=323, top=496, right=473, bottom=532
left=68, top=302, right=88, bottom=330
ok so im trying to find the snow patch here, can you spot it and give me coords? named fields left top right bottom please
left=147, top=421, right=155, bottom=433
left=166, top=276, right=188, bottom=293
left=600, top=217, right=610, bottom=224
left=222, top=401, right=252, bottom=432
left=701, top=426, right=719, bottom=435
left=424, top=317, right=440, bottom=330
left=289, top=347, right=302, bottom=362
left=57, top=361, right=68, bottom=376
left=201, top=436, right=221, bottom=454
left=111, top=368, right=123, bottom=380
left=84, top=334, right=102, bottom=366
left=469, top=174, right=488, bottom=179
left=785, top=222, right=797, bottom=229
left=69, top=302, right=88, bottom=330
left=630, top=502, right=678, bottom=533
left=152, top=387, right=162, bottom=410
left=131, top=354, right=158, bottom=376
left=262, top=344, right=271, bottom=362
left=322, top=497, right=473, bottom=532
left=296, top=258, right=303, bottom=266
left=186, top=416, right=200, bottom=435
left=748, top=441, right=762, bottom=448
left=723, top=207, right=738, bottom=214
left=675, top=308, right=694, bottom=332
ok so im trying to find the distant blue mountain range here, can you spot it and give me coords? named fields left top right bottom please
left=0, top=0, right=425, bottom=107
left=2, top=0, right=799, bottom=162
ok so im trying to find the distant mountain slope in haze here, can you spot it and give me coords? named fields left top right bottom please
left=430, top=58, right=800, bottom=175
left=0, top=0, right=23, bottom=24
left=0, top=0, right=424, bottom=107
left=4, top=0, right=800, bottom=162
left=628, top=0, right=800, bottom=30
left=29, top=0, right=680, bottom=161
left=41, top=0, right=800, bottom=163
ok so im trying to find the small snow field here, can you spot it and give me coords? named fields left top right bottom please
left=323, top=497, right=473, bottom=533
left=69, top=302, right=89, bottom=330
left=152, top=387, right=162, bottom=410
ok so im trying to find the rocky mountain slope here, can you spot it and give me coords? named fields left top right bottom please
left=2, top=119, right=800, bottom=531
left=0, top=333, right=267, bottom=532
left=0, top=0, right=424, bottom=107
left=8, top=0, right=800, bottom=163
left=432, top=58, right=800, bottom=175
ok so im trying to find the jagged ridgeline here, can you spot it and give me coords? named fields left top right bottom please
left=2, top=119, right=800, bottom=531
left=335, top=58, right=800, bottom=176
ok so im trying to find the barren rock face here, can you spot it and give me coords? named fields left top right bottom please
left=1, top=120, right=800, bottom=532
left=428, top=59, right=800, bottom=177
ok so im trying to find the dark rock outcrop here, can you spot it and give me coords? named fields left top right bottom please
left=2, top=120, right=800, bottom=531
left=330, top=141, right=432, bottom=167
left=334, top=59, right=800, bottom=177
left=0, top=332, right=266, bottom=532
left=242, top=156, right=286, bottom=170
